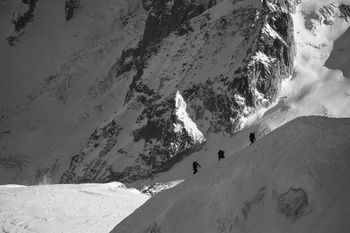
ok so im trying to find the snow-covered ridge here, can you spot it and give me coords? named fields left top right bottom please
left=111, top=116, right=350, bottom=233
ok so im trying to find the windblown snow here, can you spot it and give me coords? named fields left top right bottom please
left=279, top=0, right=350, bottom=119
left=111, top=116, right=350, bottom=233
left=0, top=182, right=149, bottom=233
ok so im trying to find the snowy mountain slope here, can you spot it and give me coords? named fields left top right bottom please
left=1, top=0, right=350, bottom=188
left=0, top=0, right=146, bottom=184
left=60, top=0, right=350, bottom=186
left=111, top=116, right=350, bottom=233
left=60, top=0, right=297, bottom=185
left=0, top=182, right=149, bottom=233
left=0, top=0, right=219, bottom=185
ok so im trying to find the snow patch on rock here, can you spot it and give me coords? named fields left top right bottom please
left=249, top=51, right=276, bottom=68
left=174, top=91, right=205, bottom=144
left=234, top=94, right=246, bottom=107
left=253, top=87, right=269, bottom=106
left=262, top=23, right=286, bottom=44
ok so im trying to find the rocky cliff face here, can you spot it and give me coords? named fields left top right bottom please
left=60, top=0, right=298, bottom=185
left=340, top=4, right=350, bottom=21
left=6, top=0, right=81, bottom=46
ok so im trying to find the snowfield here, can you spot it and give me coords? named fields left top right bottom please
left=111, top=116, right=350, bottom=233
left=0, top=182, right=149, bottom=233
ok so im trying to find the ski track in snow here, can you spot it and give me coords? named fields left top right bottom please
left=0, top=182, right=149, bottom=233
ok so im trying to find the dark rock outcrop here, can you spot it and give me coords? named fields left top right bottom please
left=149, top=222, right=161, bottom=233
left=12, top=0, right=39, bottom=32
left=339, top=4, right=350, bottom=21
left=65, top=0, right=80, bottom=21
left=141, top=0, right=206, bottom=47
left=7, top=0, right=39, bottom=46
left=277, top=187, right=310, bottom=219
left=60, top=120, right=123, bottom=183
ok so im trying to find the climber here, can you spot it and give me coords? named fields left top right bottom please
left=218, top=150, right=225, bottom=161
left=192, top=161, right=201, bottom=175
left=249, top=132, right=256, bottom=144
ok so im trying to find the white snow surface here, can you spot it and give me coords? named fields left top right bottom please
left=0, top=182, right=149, bottom=233
left=111, top=116, right=350, bottom=233
left=174, top=91, right=206, bottom=144
left=249, top=51, right=276, bottom=68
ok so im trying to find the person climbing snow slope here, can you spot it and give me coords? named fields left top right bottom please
left=192, top=161, right=201, bottom=175
left=218, top=150, right=225, bottom=161
left=249, top=132, right=256, bottom=144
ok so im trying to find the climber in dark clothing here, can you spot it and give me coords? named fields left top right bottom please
left=249, top=132, right=256, bottom=144
left=192, top=161, right=201, bottom=175
left=218, top=150, right=225, bottom=161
